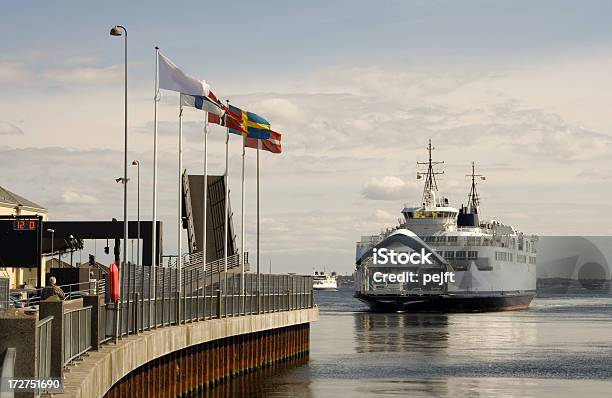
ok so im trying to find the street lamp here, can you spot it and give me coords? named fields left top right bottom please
left=110, top=24, right=128, bottom=343
left=132, top=160, right=140, bottom=267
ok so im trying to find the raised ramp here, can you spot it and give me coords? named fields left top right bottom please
left=183, top=174, right=237, bottom=264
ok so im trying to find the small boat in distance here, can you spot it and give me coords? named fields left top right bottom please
left=313, top=271, right=338, bottom=291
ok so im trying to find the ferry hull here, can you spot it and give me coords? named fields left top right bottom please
left=354, top=292, right=535, bottom=313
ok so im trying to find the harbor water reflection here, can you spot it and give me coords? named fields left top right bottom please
left=206, top=289, right=612, bottom=397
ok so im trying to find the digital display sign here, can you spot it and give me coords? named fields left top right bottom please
left=13, top=219, right=38, bottom=231
left=0, top=217, right=42, bottom=268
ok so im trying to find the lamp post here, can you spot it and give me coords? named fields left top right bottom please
left=111, top=24, right=127, bottom=342
left=69, top=234, right=74, bottom=267
left=132, top=160, right=140, bottom=267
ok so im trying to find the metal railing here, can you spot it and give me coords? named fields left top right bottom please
left=36, top=316, right=54, bottom=378
left=32, top=261, right=314, bottom=373
left=63, top=306, right=92, bottom=366
left=167, top=252, right=247, bottom=276
left=11, top=281, right=103, bottom=308
left=109, top=264, right=313, bottom=338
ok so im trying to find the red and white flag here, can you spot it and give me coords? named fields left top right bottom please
left=244, top=131, right=282, bottom=154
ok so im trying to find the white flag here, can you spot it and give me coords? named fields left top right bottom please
left=158, top=52, right=210, bottom=96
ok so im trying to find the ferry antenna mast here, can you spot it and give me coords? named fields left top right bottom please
left=466, top=161, right=485, bottom=209
left=417, top=139, right=444, bottom=193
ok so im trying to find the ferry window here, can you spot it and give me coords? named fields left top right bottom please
left=425, top=236, right=436, bottom=243
left=407, top=212, right=414, bottom=218
left=456, top=251, right=466, bottom=260
left=444, top=251, right=455, bottom=259
left=467, top=237, right=480, bottom=245
left=414, top=211, right=433, bottom=219
left=495, top=252, right=514, bottom=262
left=496, top=252, right=506, bottom=261
left=437, top=236, right=447, bottom=243
left=448, top=236, right=458, bottom=243
left=468, top=251, right=478, bottom=260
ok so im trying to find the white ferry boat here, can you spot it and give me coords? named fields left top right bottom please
left=313, top=271, right=338, bottom=291
left=354, top=140, right=537, bottom=312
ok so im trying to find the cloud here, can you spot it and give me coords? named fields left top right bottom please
left=3, top=55, right=612, bottom=272
left=61, top=191, right=99, bottom=205
left=1, top=57, right=123, bottom=89
left=0, top=60, right=30, bottom=83
left=361, top=176, right=415, bottom=201
left=0, top=122, right=24, bottom=135
left=373, top=209, right=395, bottom=223
left=256, top=98, right=302, bottom=120
left=63, top=55, right=97, bottom=66
left=577, top=170, right=612, bottom=181
left=133, top=120, right=219, bottom=144
left=42, top=64, right=122, bottom=85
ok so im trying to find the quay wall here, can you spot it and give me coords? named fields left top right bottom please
left=52, top=308, right=318, bottom=398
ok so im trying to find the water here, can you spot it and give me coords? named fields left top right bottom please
left=210, top=289, right=612, bottom=397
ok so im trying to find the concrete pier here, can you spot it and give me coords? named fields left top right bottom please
left=50, top=308, right=318, bottom=398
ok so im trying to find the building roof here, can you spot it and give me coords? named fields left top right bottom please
left=45, top=258, right=72, bottom=268
left=0, top=185, right=46, bottom=211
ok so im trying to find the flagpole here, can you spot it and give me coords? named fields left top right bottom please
left=256, top=142, right=260, bottom=313
left=224, top=100, right=230, bottom=297
left=151, top=46, right=159, bottom=325
left=241, top=136, right=246, bottom=297
left=203, top=117, right=208, bottom=270
left=178, top=102, right=183, bottom=323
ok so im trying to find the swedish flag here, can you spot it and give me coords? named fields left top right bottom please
left=228, top=105, right=271, bottom=139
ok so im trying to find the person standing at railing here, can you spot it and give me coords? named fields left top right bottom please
left=41, top=276, right=65, bottom=301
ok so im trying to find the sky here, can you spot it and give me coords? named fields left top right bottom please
left=2, top=1, right=612, bottom=274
